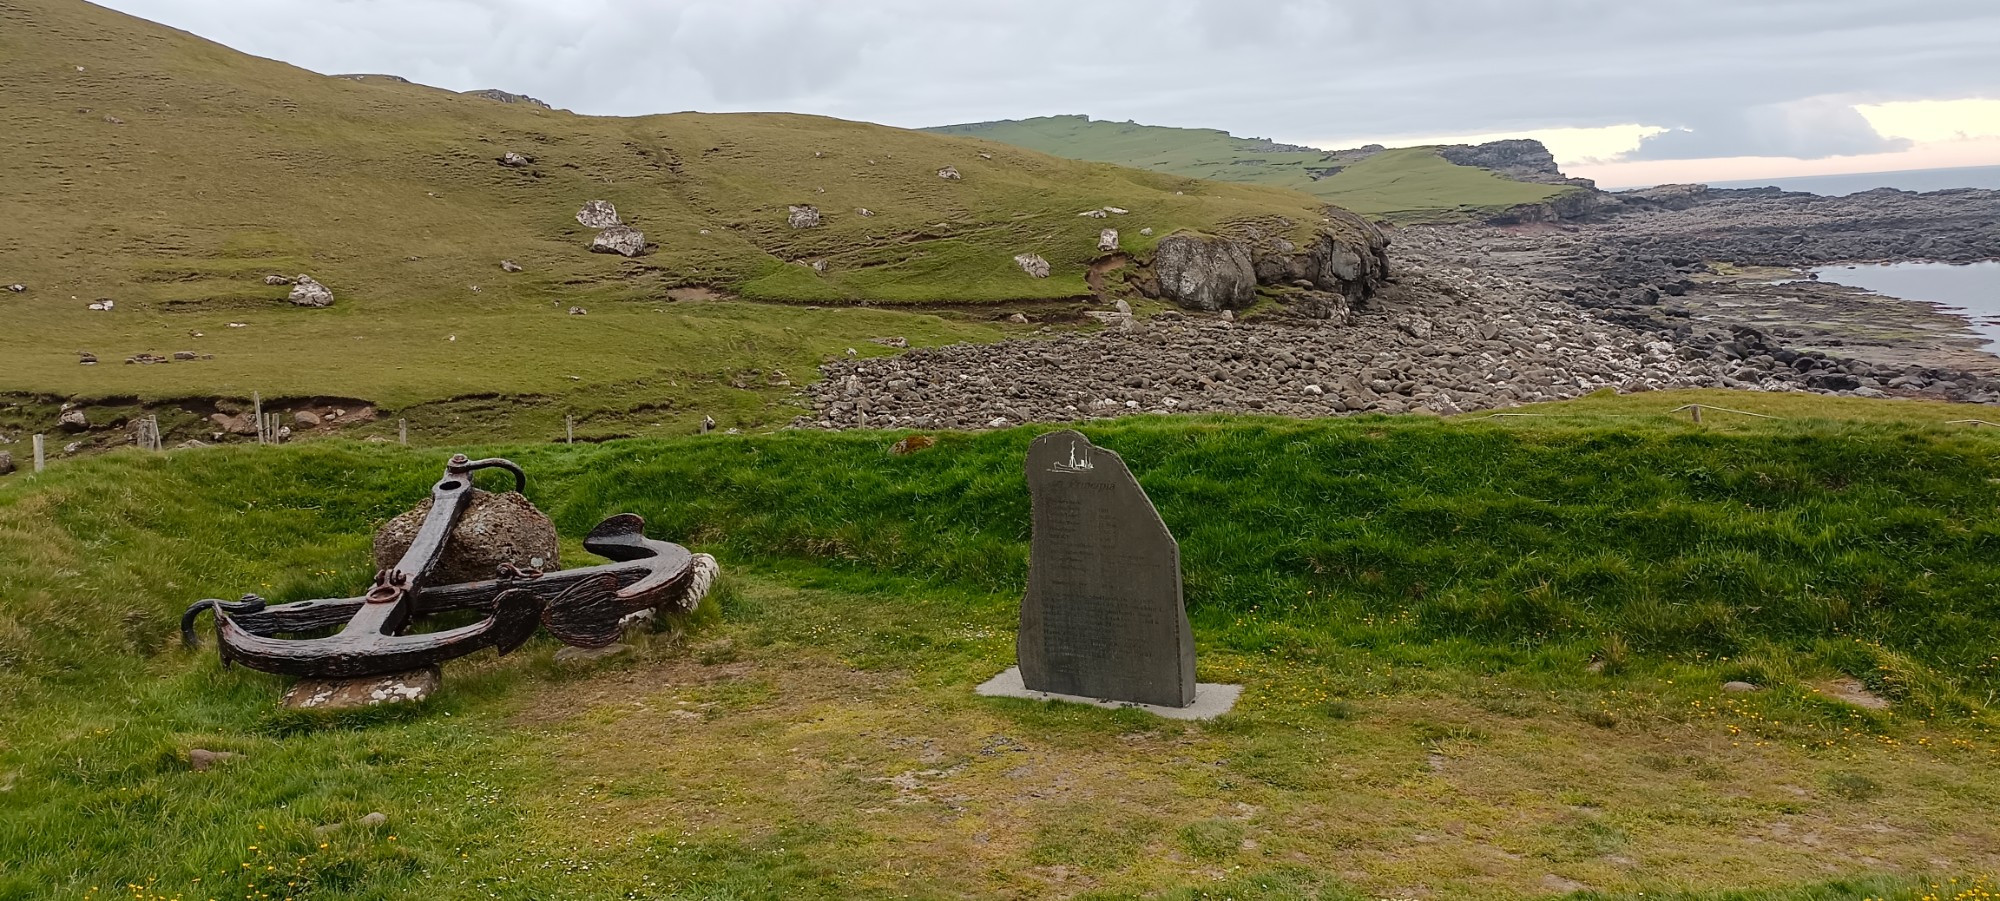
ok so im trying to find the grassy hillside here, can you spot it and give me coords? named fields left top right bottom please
left=0, top=0, right=1353, bottom=436
left=4, top=393, right=2000, bottom=898
left=927, top=115, right=1571, bottom=221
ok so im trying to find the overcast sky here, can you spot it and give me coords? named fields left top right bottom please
left=100, top=0, right=2000, bottom=184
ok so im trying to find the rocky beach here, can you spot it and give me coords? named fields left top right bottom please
left=803, top=184, right=2000, bottom=430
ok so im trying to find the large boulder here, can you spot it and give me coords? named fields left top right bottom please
left=1244, top=209, right=1391, bottom=305
left=288, top=276, right=334, bottom=307
left=58, top=406, right=89, bottom=432
left=0, top=451, right=14, bottom=475
left=373, top=489, right=560, bottom=584
left=590, top=224, right=645, bottom=257
left=788, top=205, right=823, bottom=229
left=576, top=200, right=621, bottom=229
left=1152, top=234, right=1257, bottom=311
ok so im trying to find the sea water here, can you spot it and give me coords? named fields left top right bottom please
left=1812, top=261, right=2000, bottom=350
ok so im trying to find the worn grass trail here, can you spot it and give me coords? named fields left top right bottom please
left=3, top=404, right=2000, bottom=898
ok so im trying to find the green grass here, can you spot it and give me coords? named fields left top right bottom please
left=0, top=0, right=1367, bottom=436
left=5, top=397, right=2000, bottom=897
left=926, top=116, right=1571, bottom=221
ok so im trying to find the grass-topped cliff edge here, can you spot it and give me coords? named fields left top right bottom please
left=4, top=392, right=2000, bottom=899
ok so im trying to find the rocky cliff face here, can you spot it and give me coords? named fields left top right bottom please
left=1438, top=139, right=1595, bottom=189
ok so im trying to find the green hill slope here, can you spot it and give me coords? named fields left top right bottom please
left=0, top=0, right=1356, bottom=435
left=927, top=115, right=1574, bottom=221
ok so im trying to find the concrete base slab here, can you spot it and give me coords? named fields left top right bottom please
left=282, top=667, right=439, bottom=710
left=975, top=666, right=1241, bottom=720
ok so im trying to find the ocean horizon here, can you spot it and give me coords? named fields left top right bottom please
left=1610, top=164, right=2000, bottom=196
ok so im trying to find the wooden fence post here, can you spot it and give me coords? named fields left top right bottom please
left=565, top=415, right=574, bottom=445
left=32, top=434, right=45, bottom=472
left=398, top=419, right=408, bottom=445
left=253, top=391, right=264, bottom=445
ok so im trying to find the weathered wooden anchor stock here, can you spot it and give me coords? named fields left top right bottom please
left=182, top=453, right=708, bottom=680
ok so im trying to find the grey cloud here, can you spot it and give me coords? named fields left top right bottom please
left=1626, top=97, right=1914, bottom=161
left=94, top=0, right=2000, bottom=159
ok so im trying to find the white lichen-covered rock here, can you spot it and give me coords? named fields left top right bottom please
left=788, top=205, right=823, bottom=229
left=937, top=166, right=962, bottom=180
left=590, top=224, right=645, bottom=256
left=1098, top=229, right=1119, bottom=253
left=59, top=405, right=89, bottom=431
left=855, top=207, right=875, bottom=217
left=1077, top=209, right=1109, bottom=219
left=1013, top=253, right=1051, bottom=278
left=1152, top=234, right=1256, bottom=311
left=499, top=151, right=533, bottom=168
left=288, top=275, right=334, bottom=307
left=576, top=200, right=621, bottom=229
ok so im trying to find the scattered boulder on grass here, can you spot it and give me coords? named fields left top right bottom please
left=1722, top=681, right=1761, bottom=693
left=937, top=165, right=962, bottom=180
left=187, top=749, right=239, bottom=772
left=576, top=200, right=620, bottom=228
left=590, top=224, right=645, bottom=256
left=1078, top=209, right=1109, bottom=219
left=855, top=207, right=875, bottom=217
left=6, top=284, right=25, bottom=292
left=870, top=336, right=908, bottom=348
left=288, top=275, right=334, bottom=307
left=567, top=306, right=587, bottom=316
left=87, top=299, right=114, bottom=311
left=1013, top=253, right=1051, bottom=278
left=500, top=259, right=523, bottom=272
left=1006, top=312, right=1030, bottom=324
left=77, top=352, right=96, bottom=365
left=58, top=406, right=89, bottom=431
left=889, top=434, right=935, bottom=455
left=787, top=205, right=823, bottom=229
left=1098, top=229, right=1119, bottom=253
left=294, top=411, right=321, bottom=427
left=498, top=151, right=534, bottom=168
left=263, top=274, right=292, bottom=286
left=0, top=451, right=13, bottom=475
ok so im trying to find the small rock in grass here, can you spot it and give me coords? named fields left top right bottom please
left=567, top=306, right=587, bottom=316
left=589, top=224, right=645, bottom=256
left=288, top=275, right=334, bottom=307
left=500, top=259, right=523, bottom=272
left=1722, top=681, right=1760, bottom=693
left=263, top=274, right=292, bottom=286
left=294, top=411, right=321, bottom=427
left=937, top=165, right=961, bottom=180
left=358, top=812, right=388, bottom=827
left=5, top=284, right=25, bottom=292
left=575, top=200, right=620, bottom=228
left=78, top=352, right=97, bottom=365
left=499, top=151, right=533, bottom=167
left=889, top=435, right=935, bottom=455
left=1013, top=253, right=1050, bottom=278
left=1006, top=312, right=1030, bottom=324
left=554, top=643, right=632, bottom=663
left=787, top=205, right=822, bottom=229
left=870, top=336, right=908, bottom=348
left=188, top=748, right=239, bottom=771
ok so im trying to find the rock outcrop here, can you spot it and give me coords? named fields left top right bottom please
left=590, top=224, right=645, bottom=256
left=465, top=88, right=552, bottom=109
left=1439, top=139, right=1595, bottom=188
left=287, top=275, right=334, bottom=307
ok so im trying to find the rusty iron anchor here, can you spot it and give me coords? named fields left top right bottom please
left=183, top=453, right=709, bottom=680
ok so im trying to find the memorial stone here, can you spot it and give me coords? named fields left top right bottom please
left=1017, top=430, right=1195, bottom=707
